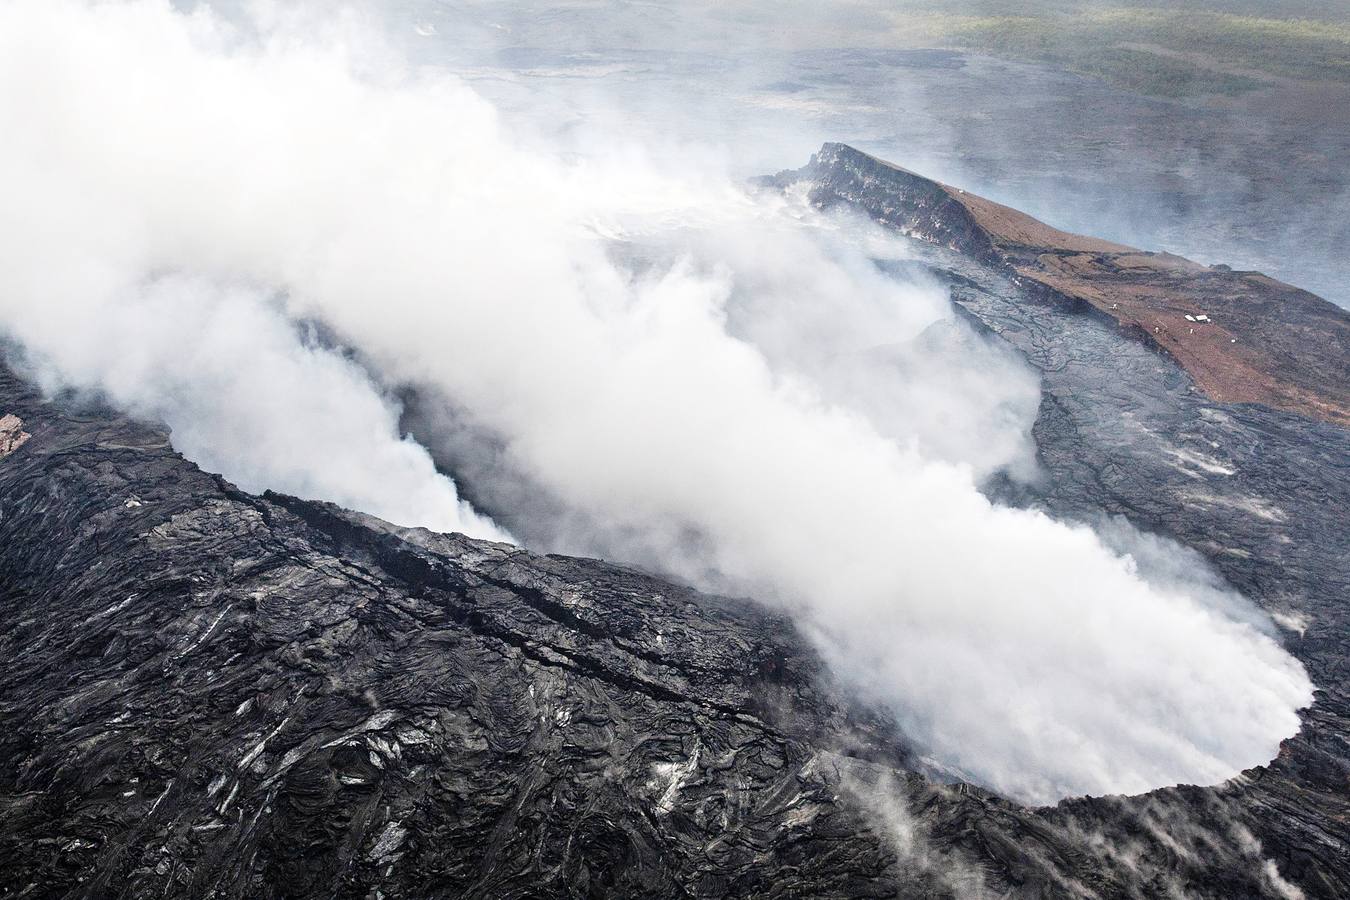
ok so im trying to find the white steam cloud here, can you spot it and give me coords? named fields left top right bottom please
left=0, top=0, right=1313, bottom=803
left=5, top=272, right=506, bottom=540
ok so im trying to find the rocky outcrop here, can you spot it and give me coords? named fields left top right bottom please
left=3, top=146, right=1350, bottom=897
left=0, top=362, right=924, bottom=898
left=0, top=412, right=29, bottom=457
left=770, top=143, right=1350, bottom=426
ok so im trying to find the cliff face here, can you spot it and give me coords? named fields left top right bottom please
left=767, top=143, right=1350, bottom=895
left=0, top=362, right=918, bottom=898
left=775, top=143, right=1350, bottom=426
left=3, top=147, right=1350, bottom=898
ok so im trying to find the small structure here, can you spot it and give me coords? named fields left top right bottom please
left=1185, top=314, right=1196, bottom=322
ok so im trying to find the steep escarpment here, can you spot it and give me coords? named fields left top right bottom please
left=777, top=141, right=1350, bottom=897
left=3, top=146, right=1350, bottom=896
left=3, top=339, right=1350, bottom=897
left=771, top=143, right=1350, bottom=426
left=0, top=361, right=919, bottom=898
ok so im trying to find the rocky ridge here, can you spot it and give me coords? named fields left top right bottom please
left=2, top=146, right=1350, bottom=897
left=771, top=143, right=1350, bottom=426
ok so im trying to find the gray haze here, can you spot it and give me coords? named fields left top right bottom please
left=348, top=0, right=1350, bottom=307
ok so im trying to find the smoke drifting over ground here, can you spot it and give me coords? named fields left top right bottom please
left=3, top=274, right=506, bottom=540
left=0, top=1, right=1313, bottom=803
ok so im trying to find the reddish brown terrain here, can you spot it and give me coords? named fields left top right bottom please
left=790, top=143, right=1350, bottom=427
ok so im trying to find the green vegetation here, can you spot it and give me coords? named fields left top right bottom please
left=886, top=5, right=1350, bottom=98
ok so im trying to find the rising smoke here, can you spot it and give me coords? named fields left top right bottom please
left=0, top=0, right=1313, bottom=803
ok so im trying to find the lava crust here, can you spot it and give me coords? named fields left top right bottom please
left=4, top=147, right=1350, bottom=897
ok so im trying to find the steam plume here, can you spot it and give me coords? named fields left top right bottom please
left=0, top=0, right=1312, bottom=803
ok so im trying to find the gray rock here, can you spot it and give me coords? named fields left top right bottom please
left=2, top=145, right=1349, bottom=897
